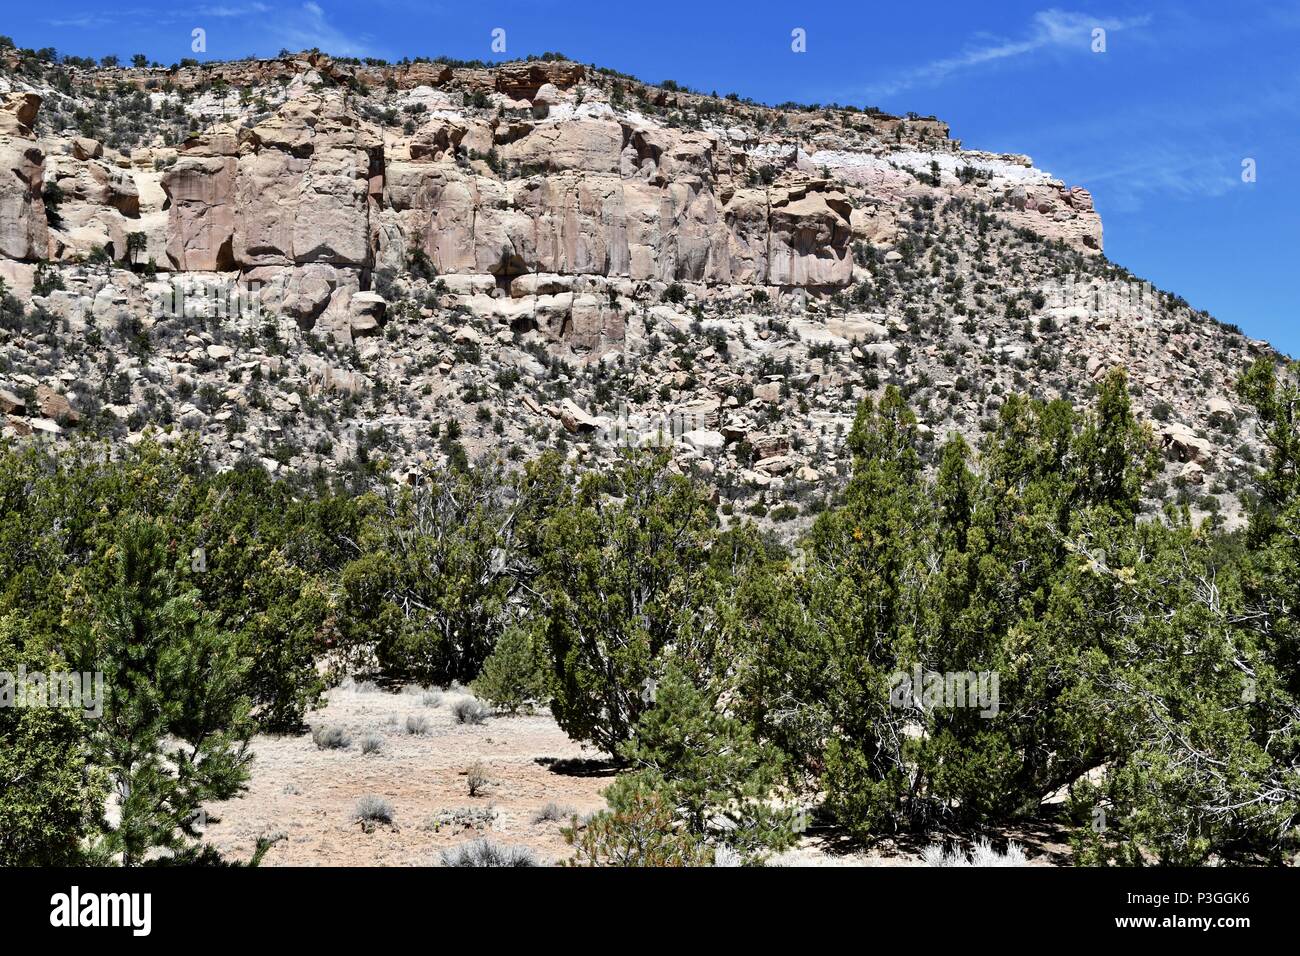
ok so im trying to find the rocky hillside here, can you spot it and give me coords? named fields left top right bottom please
left=0, top=50, right=1275, bottom=529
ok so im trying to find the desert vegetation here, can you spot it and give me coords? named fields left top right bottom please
left=4, top=361, right=1300, bottom=866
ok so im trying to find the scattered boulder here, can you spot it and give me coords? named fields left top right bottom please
left=559, top=398, right=599, bottom=433
left=72, top=137, right=104, bottom=161
left=348, top=291, right=388, bottom=338
left=682, top=429, right=725, bottom=453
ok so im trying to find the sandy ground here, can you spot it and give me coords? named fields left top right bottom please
left=201, top=681, right=613, bottom=866
left=203, top=681, right=1071, bottom=867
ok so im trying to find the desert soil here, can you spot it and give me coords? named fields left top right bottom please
left=201, top=681, right=613, bottom=866
left=203, top=681, right=1070, bottom=867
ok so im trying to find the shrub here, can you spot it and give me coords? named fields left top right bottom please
left=312, top=725, right=352, bottom=750
left=0, top=617, right=102, bottom=865
left=405, top=714, right=431, bottom=735
left=532, top=802, right=575, bottom=824
left=451, top=698, right=490, bottom=725
left=440, top=839, right=538, bottom=867
left=422, top=690, right=444, bottom=708
left=471, top=625, right=546, bottom=714
left=466, top=761, right=490, bottom=797
left=426, top=806, right=497, bottom=832
left=360, top=733, right=383, bottom=755
left=530, top=453, right=721, bottom=753
left=69, top=519, right=254, bottom=865
left=354, top=795, right=395, bottom=825
left=712, top=845, right=743, bottom=867
left=921, top=838, right=1028, bottom=867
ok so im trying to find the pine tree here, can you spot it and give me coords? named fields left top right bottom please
left=472, top=624, right=547, bottom=714
left=67, top=517, right=253, bottom=865
left=618, top=668, right=797, bottom=859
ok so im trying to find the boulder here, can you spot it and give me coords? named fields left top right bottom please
left=0, top=92, right=40, bottom=137
left=682, top=429, right=725, bottom=453
left=559, top=398, right=599, bottom=433
left=35, top=385, right=78, bottom=423
left=0, top=388, right=24, bottom=414
left=72, top=137, right=104, bottom=161
left=1207, top=397, right=1235, bottom=423
left=347, top=291, right=387, bottom=338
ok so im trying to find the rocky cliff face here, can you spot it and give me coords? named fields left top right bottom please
left=1, top=53, right=1102, bottom=313
left=0, top=52, right=1269, bottom=530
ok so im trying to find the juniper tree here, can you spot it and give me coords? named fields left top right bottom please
left=810, top=386, right=929, bottom=836
left=0, top=615, right=103, bottom=865
left=529, top=451, right=720, bottom=754
left=336, top=454, right=528, bottom=684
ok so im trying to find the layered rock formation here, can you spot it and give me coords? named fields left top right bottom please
left=0, top=52, right=1264, bottom=531
left=1, top=53, right=1102, bottom=347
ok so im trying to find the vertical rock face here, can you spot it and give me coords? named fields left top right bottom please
left=763, top=181, right=854, bottom=286
left=134, top=68, right=860, bottom=295
left=161, top=155, right=237, bottom=271
left=0, top=54, right=1100, bottom=354
left=0, top=92, right=48, bottom=261
left=384, top=113, right=853, bottom=288
left=161, top=94, right=382, bottom=276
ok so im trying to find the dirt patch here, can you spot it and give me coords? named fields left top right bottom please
left=203, top=682, right=1071, bottom=867
left=201, top=683, right=611, bottom=866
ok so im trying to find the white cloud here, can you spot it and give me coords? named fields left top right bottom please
left=863, top=8, right=1152, bottom=99
left=46, top=14, right=114, bottom=29
left=265, top=1, right=380, bottom=58
left=198, top=3, right=273, bottom=17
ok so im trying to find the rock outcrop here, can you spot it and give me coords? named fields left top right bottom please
left=0, top=51, right=1261, bottom=533
left=0, top=92, right=47, bottom=261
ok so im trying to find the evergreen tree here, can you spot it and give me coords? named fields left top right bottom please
left=530, top=451, right=720, bottom=754
left=0, top=615, right=103, bottom=865
left=809, top=387, right=929, bottom=836
left=67, top=518, right=253, bottom=865
left=618, top=668, right=797, bottom=859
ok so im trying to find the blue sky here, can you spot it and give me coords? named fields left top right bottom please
left=7, top=1, right=1299, bottom=354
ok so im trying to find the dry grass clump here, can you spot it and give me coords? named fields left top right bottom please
left=921, top=838, right=1028, bottom=867
left=440, top=839, right=537, bottom=867
left=452, top=697, right=490, bottom=725
left=312, top=724, right=351, bottom=750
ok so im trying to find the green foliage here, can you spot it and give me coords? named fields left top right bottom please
left=472, top=624, right=547, bottom=714
left=563, top=775, right=714, bottom=867
left=0, top=615, right=103, bottom=865
left=728, top=367, right=1295, bottom=865
left=528, top=451, right=723, bottom=754
left=618, top=668, right=797, bottom=860
left=1, top=358, right=1298, bottom=867
left=66, top=517, right=253, bottom=865
left=339, top=456, right=526, bottom=684
left=1068, top=518, right=1294, bottom=864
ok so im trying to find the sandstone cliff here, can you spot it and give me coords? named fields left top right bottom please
left=0, top=52, right=1266, bottom=531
